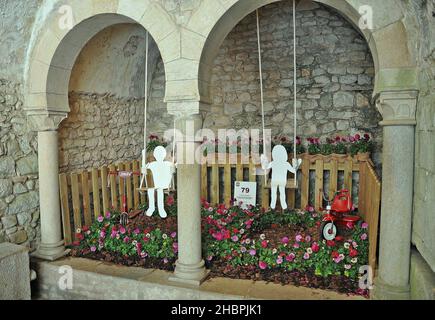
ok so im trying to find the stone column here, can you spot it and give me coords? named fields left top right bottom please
left=28, top=113, right=68, bottom=261
left=373, top=90, right=418, bottom=300
left=168, top=106, right=208, bottom=285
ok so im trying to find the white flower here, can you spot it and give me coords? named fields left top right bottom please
left=272, top=248, right=278, bottom=254
left=162, top=234, right=168, bottom=239
left=240, top=229, right=245, bottom=235
left=76, top=228, right=81, bottom=234
left=260, top=234, right=266, bottom=240
left=146, top=233, right=151, bottom=238
left=351, top=258, right=358, bottom=264
left=339, top=254, right=345, bottom=260
left=344, top=242, right=350, bottom=249
left=245, top=239, right=251, bottom=244
left=116, top=234, right=120, bottom=239
left=307, top=248, right=313, bottom=254
left=132, top=240, right=138, bottom=246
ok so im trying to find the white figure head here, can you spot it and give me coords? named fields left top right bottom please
left=272, top=145, right=288, bottom=162
left=153, top=146, right=167, bottom=161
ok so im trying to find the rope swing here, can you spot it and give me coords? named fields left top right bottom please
left=139, top=31, right=176, bottom=193
left=257, top=0, right=301, bottom=189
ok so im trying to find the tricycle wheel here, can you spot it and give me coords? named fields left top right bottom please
left=320, top=221, right=337, bottom=240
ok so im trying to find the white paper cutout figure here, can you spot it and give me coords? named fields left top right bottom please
left=145, top=146, right=175, bottom=218
left=261, top=145, right=301, bottom=210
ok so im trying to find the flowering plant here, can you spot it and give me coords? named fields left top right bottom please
left=272, top=135, right=305, bottom=154
left=348, top=133, right=373, bottom=156
left=73, top=211, right=178, bottom=263
left=146, top=134, right=168, bottom=153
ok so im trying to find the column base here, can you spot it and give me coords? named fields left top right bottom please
left=372, top=276, right=410, bottom=300
left=31, top=240, right=69, bottom=261
left=169, top=259, right=209, bottom=286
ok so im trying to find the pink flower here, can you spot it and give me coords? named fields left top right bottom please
left=99, top=231, right=106, bottom=238
left=361, top=222, right=369, bottom=229
left=259, top=261, right=267, bottom=270
left=123, top=237, right=130, bottom=243
left=295, top=234, right=303, bottom=242
left=240, top=247, right=247, bottom=253
left=97, top=215, right=104, bottom=223
left=281, top=236, right=289, bottom=244
left=90, top=246, right=96, bottom=252
left=170, top=232, right=177, bottom=238
left=355, top=134, right=361, bottom=140
left=110, top=231, right=117, bottom=238
left=303, top=253, right=310, bottom=260
left=119, top=226, right=126, bottom=234
left=345, top=264, right=352, bottom=270
left=286, top=253, right=296, bottom=262
left=163, top=258, right=169, bottom=264
left=249, top=249, right=256, bottom=256
left=105, top=212, right=111, bottom=219
left=311, top=242, right=320, bottom=253
left=305, top=235, right=311, bottom=243
left=293, top=242, right=300, bottom=249
left=133, top=228, right=140, bottom=235
left=212, top=232, right=224, bottom=241
left=276, top=257, right=283, bottom=264
left=306, top=205, right=315, bottom=213
left=172, top=242, right=178, bottom=253
left=231, top=235, right=239, bottom=242
left=333, top=257, right=342, bottom=263
left=360, top=233, right=368, bottom=240
left=261, top=240, right=268, bottom=248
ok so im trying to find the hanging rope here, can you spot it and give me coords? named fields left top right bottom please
left=144, top=31, right=149, bottom=153
left=292, top=0, right=298, bottom=187
left=140, top=31, right=149, bottom=189
left=256, top=9, right=267, bottom=184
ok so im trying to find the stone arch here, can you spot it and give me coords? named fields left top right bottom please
left=24, top=0, right=177, bottom=118
left=184, top=0, right=417, bottom=103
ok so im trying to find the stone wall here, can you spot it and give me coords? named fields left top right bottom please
left=407, top=0, right=435, bottom=272
left=0, top=80, right=39, bottom=248
left=59, top=59, right=168, bottom=173
left=204, top=2, right=382, bottom=166
left=59, top=24, right=168, bottom=173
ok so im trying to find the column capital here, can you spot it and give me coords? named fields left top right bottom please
left=376, top=90, right=419, bottom=126
left=27, top=110, right=68, bottom=132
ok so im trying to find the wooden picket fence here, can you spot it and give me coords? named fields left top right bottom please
left=59, top=153, right=380, bottom=271
left=200, top=153, right=381, bottom=271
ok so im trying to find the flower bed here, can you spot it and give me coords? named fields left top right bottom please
left=70, top=200, right=370, bottom=297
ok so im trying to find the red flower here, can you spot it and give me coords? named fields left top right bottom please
left=355, top=134, right=361, bottom=140
left=232, top=228, right=239, bottom=234
left=82, top=226, right=89, bottom=232
left=75, top=233, right=84, bottom=241
left=166, top=195, right=175, bottom=206
left=311, top=242, right=320, bottom=253
left=349, top=249, right=358, bottom=257
left=326, top=240, right=336, bottom=247
left=364, top=133, right=370, bottom=141
left=331, top=251, right=339, bottom=259
left=261, top=240, right=268, bottom=248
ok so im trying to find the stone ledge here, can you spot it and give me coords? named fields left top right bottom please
left=30, top=257, right=365, bottom=300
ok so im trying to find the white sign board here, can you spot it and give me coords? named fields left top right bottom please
left=234, top=181, right=257, bottom=209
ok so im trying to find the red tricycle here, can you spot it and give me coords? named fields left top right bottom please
left=320, top=189, right=361, bottom=240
